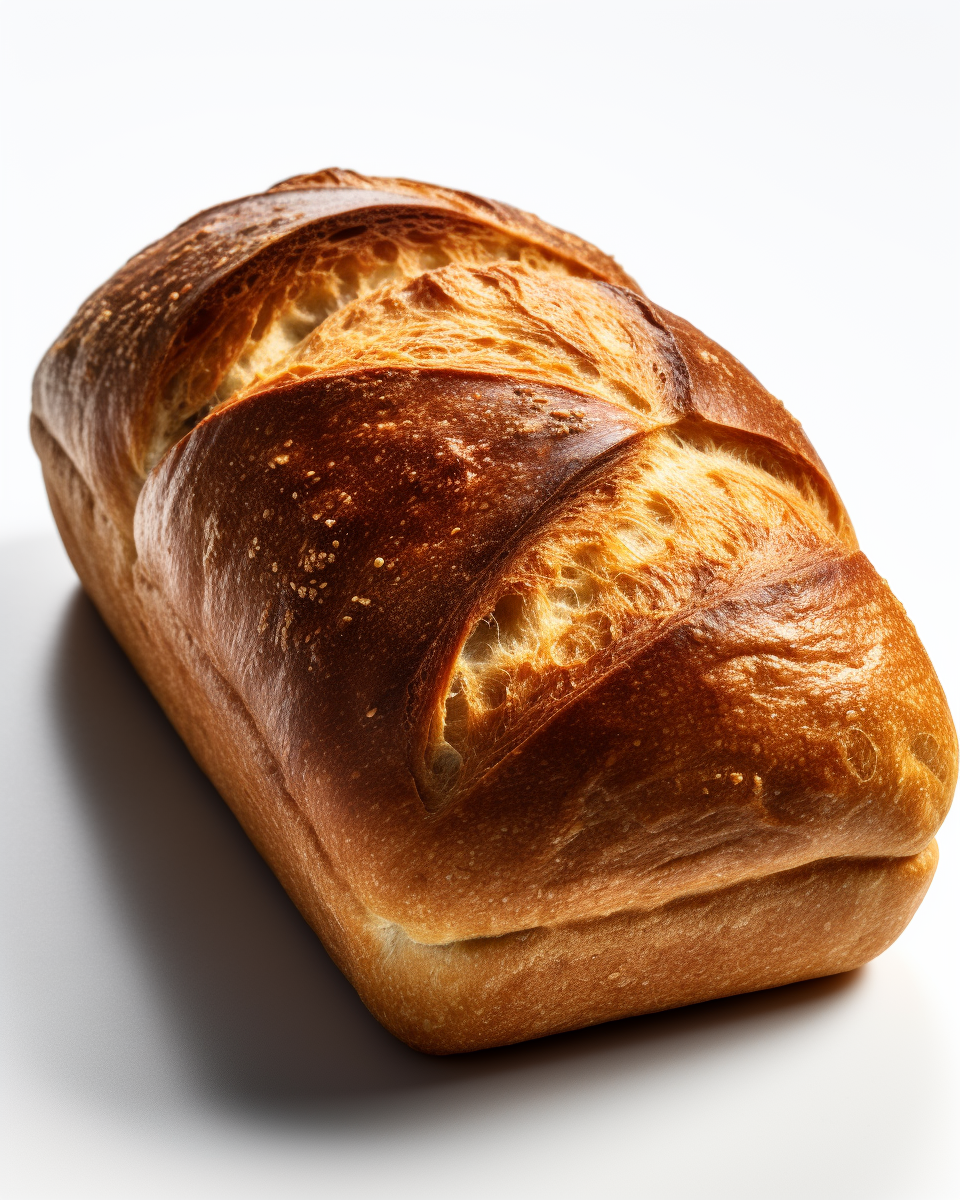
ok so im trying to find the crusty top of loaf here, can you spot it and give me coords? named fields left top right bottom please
left=33, top=169, right=956, bottom=945
left=33, top=170, right=639, bottom=530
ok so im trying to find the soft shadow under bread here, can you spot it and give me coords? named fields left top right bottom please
left=52, top=587, right=861, bottom=1115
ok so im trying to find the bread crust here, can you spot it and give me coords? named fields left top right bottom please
left=32, top=170, right=956, bottom=1052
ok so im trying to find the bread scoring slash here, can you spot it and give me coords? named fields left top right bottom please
left=32, top=169, right=956, bottom=1053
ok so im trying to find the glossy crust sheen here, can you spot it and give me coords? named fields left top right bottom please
left=32, top=169, right=956, bottom=1053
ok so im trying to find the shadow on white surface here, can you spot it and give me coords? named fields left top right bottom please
left=51, top=586, right=863, bottom=1107
left=3, top=536, right=952, bottom=1199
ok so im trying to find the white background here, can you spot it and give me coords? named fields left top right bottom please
left=1, top=2, right=957, bottom=1197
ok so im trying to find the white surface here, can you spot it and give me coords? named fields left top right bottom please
left=0, top=535, right=957, bottom=1199
left=1, top=1, right=957, bottom=1197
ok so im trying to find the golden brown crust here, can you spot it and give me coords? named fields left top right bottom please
left=32, top=169, right=956, bottom=1053
left=264, top=167, right=640, bottom=291
left=32, top=169, right=638, bottom=538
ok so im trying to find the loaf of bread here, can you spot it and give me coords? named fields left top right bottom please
left=32, top=169, right=956, bottom=1053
